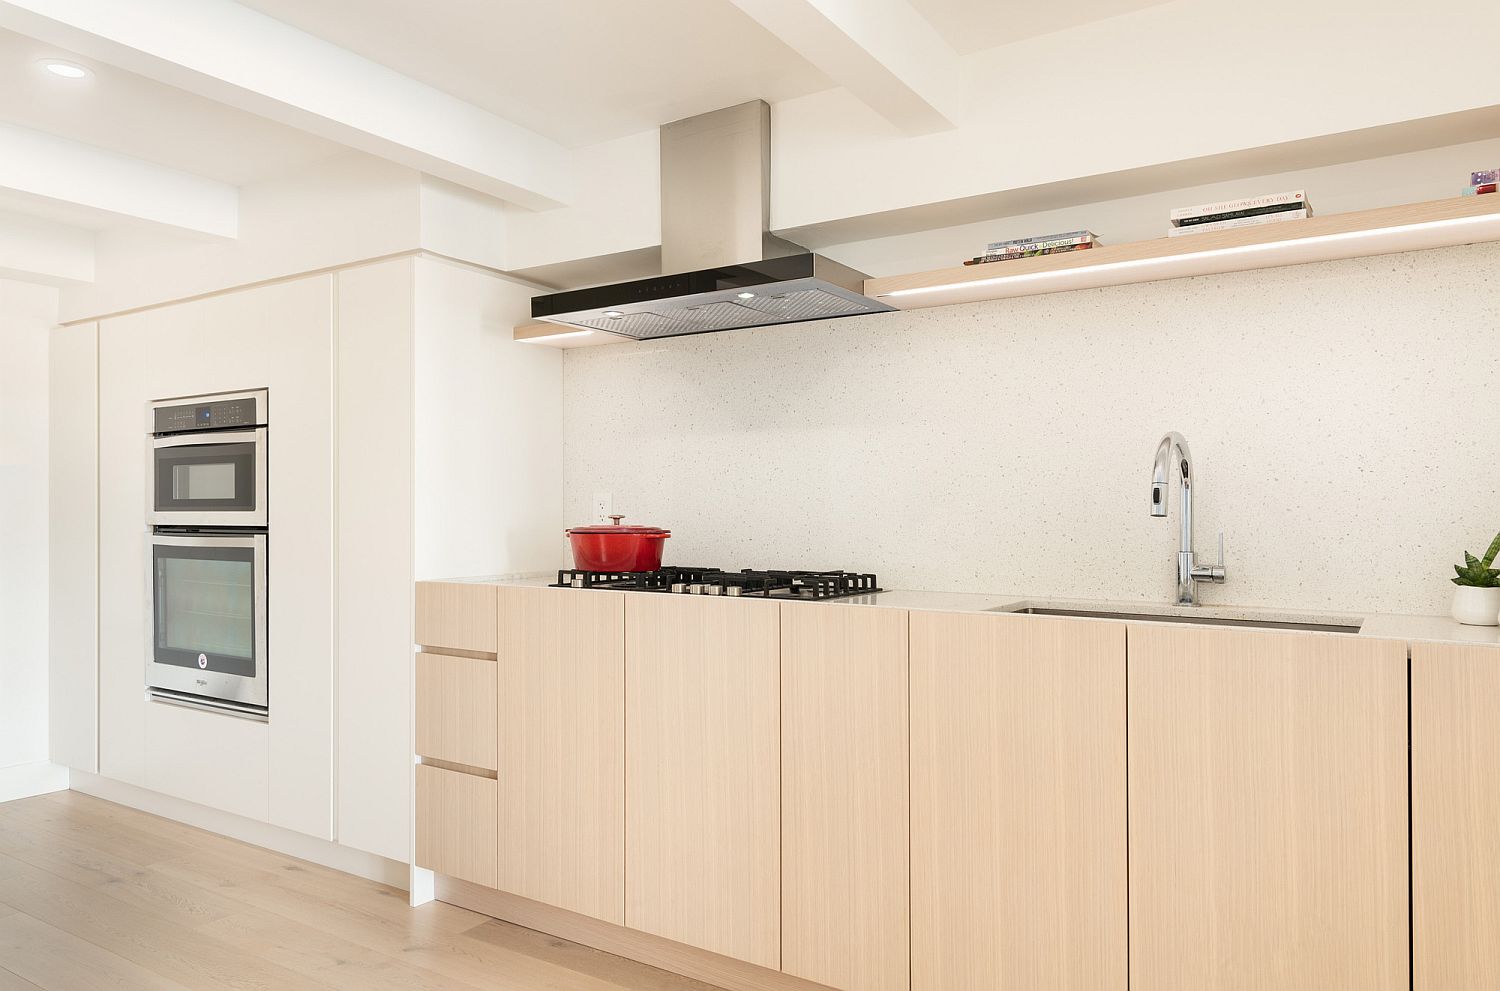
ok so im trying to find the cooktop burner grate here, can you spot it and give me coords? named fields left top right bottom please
left=553, top=568, right=880, bottom=600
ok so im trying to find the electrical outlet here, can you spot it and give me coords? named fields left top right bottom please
left=592, top=492, right=612, bottom=523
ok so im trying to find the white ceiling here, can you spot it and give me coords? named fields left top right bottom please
left=236, top=0, right=837, bottom=148
left=0, top=27, right=344, bottom=189
left=909, top=0, right=1174, bottom=55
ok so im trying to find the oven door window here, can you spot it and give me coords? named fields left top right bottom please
left=152, top=543, right=259, bottom=679
left=153, top=441, right=257, bottom=514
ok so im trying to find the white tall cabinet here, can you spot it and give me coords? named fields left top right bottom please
left=335, top=258, right=416, bottom=861
left=95, top=276, right=335, bottom=832
left=49, top=254, right=562, bottom=864
left=48, top=321, right=98, bottom=773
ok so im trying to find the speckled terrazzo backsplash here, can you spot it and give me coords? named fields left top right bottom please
left=561, top=242, right=1500, bottom=616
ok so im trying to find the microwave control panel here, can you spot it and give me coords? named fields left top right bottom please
left=153, top=394, right=264, bottom=434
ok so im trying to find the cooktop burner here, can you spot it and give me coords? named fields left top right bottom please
left=553, top=567, right=881, bottom=600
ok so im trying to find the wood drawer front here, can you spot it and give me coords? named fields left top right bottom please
left=416, top=652, right=498, bottom=771
left=416, top=581, right=498, bottom=653
left=415, top=763, right=497, bottom=887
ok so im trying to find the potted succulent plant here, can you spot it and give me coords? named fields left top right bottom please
left=1450, top=531, right=1500, bottom=626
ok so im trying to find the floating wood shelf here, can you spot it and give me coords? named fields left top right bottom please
left=863, top=195, right=1500, bottom=310
left=517, top=195, right=1500, bottom=347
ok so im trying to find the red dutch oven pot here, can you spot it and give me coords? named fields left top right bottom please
left=566, top=515, right=671, bottom=572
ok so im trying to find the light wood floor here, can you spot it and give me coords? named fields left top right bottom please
left=0, top=790, right=722, bottom=991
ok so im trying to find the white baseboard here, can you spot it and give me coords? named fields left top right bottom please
left=0, top=761, right=69, bottom=803
left=68, top=770, right=410, bottom=889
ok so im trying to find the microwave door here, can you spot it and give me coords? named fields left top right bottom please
left=149, top=427, right=267, bottom=526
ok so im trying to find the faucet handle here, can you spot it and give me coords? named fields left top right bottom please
left=1194, top=531, right=1228, bottom=584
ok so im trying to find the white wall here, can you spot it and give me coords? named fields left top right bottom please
left=57, top=153, right=423, bottom=324
left=0, top=279, right=65, bottom=798
left=563, top=241, right=1500, bottom=619
left=413, top=256, right=564, bottom=580
left=771, top=0, right=1500, bottom=232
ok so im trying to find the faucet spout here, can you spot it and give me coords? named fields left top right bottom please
left=1150, top=431, right=1223, bottom=604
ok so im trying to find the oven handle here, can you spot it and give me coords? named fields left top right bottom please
left=149, top=531, right=267, bottom=549
left=148, top=688, right=269, bottom=722
left=151, top=427, right=265, bottom=449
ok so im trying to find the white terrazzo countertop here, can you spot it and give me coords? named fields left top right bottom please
left=439, top=574, right=1500, bottom=649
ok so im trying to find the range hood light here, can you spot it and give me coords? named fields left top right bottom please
left=736, top=291, right=756, bottom=299
left=603, top=310, right=624, bottom=318
left=517, top=329, right=595, bottom=344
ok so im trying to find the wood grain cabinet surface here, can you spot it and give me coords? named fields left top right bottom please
left=1412, top=641, right=1500, bottom=990
left=780, top=604, right=909, bottom=991
left=624, top=594, right=782, bottom=969
left=1127, top=624, right=1408, bottom=991
left=415, top=581, right=498, bottom=654
left=415, top=763, right=497, bottom=888
left=496, top=585, right=626, bottom=925
left=415, top=651, right=497, bottom=770
left=909, top=610, right=1128, bottom=991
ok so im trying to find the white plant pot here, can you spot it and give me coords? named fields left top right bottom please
left=1451, top=585, right=1500, bottom=626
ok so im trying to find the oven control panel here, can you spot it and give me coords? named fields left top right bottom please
left=152, top=392, right=265, bottom=434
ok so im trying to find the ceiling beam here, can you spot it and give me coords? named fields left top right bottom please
left=0, top=0, right=574, bottom=211
left=726, top=0, right=962, bottom=134
left=0, top=121, right=237, bottom=237
left=0, top=211, right=94, bottom=285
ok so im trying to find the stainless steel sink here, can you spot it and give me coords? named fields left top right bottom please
left=994, top=605, right=1363, bottom=634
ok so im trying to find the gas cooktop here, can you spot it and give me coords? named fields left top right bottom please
left=552, top=567, right=880, bottom=601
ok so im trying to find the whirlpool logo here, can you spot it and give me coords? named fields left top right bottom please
left=197, top=652, right=208, bottom=669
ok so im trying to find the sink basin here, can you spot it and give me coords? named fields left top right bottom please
left=994, top=605, right=1363, bottom=634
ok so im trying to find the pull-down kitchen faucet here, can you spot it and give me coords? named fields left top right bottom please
left=1151, top=431, right=1227, bottom=605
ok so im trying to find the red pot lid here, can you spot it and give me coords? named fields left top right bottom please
left=567, top=515, right=670, bottom=536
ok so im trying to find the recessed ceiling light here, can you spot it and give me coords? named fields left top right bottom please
left=39, top=59, right=91, bottom=79
left=736, top=291, right=756, bottom=299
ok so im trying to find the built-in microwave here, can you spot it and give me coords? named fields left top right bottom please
left=148, top=389, right=267, bottom=528
left=146, top=530, right=268, bottom=717
left=146, top=388, right=270, bottom=719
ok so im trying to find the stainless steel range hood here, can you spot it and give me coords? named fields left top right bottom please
left=530, top=101, right=893, bottom=340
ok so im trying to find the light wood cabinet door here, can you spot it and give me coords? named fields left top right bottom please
left=496, top=586, right=625, bottom=924
left=1412, top=641, right=1500, bottom=989
left=416, top=581, right=498, bottom=654
left=1128, top=625, right=1408, bottom=991
left=415, top=764, right=497, bottom=888
left=781, top=604, right=909, bottom=991
left=625, top=594, right=781, bottom=968
left=415, top=651, right=498, bottom=771
left=909, top=611, right=1127, bottom=991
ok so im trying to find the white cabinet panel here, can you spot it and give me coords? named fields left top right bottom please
left=49, top=322, right=99, bottom=772
left=254, top=277, right=336, bottom=839
left=96, top=311, right=151, bottom=788
left=144, top=696, right=269, bottom=821
left=335, top=258, right=415, bottom=862
left=97, top=276, right=335, bottom=837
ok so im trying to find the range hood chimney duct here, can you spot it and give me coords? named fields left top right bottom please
left=658, top=101, right=800, bottom=272
left=530, top=100, right=893, bottom=340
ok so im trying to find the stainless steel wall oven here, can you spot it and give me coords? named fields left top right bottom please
left=146, top=390, right=270, bottom=719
